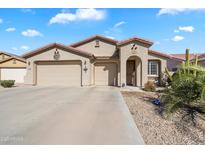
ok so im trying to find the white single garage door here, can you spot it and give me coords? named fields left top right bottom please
left=36, top=61, right=81, bottom=86
left=0, top=68, right=26, bottom=83
left=94, top=62, right=117, bottom=86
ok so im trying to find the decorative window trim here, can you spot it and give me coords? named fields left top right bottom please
left=148, top=60, right=159, bottom=76
left=95, top=40, right=100, bottom=47
left=13, top=59, right=17, bottom=64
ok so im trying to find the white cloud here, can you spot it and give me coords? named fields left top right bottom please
left=172, top=35, right=184, bottom=42
left=49, top=8, right=105, bottom=24
left=113, top=21, right=126, bottom=28
left=106, top=36, right=115, bottom=39
left=20, top=45, right=30, bottom=50
left=174, top=30, right=179, bottom=33
left=104, top=21, right=127, bottom=36
left=157, top=8, right=205, bottom=16
left=0, top=18, right=3, bottom=24
left=6, top=27, right=16, bottom=32
left=178, top=26, right=194, bottom=32
left=21, top=29, right=42, bottom=37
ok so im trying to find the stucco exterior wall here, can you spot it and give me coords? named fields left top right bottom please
left=24, top=48, right=91, bottom=86
left=75, top=40, right=117, bottom=57
left=148, top=53, right=168, bottom=84
left=0, top=54, right=10, bottom=61
left=119, top=42, right=149, bottom=87
left=0, top=59, right=26, bottom=68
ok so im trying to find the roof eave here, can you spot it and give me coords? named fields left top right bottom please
left=22, top=43, right=93, bottom=59
left=70, top=35, right=118, bottom=47
left=148, top=50, right=171, bottom=59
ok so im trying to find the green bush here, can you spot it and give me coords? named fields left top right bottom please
left=144, top=81, right=156, bottom=92
left=0, top=80, right=15, bottom=88
left=162, top=49, right=205, bottom=124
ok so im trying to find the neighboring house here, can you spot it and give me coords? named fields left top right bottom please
left=0, top=51, right=26, bottom=83
left=168, top=53, right=205, bottom=72
left=22, top=35, right=170, bottom=87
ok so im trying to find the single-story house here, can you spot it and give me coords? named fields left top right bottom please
left=168, top=53, right=205, bottom=72
left=22, top=35, right=171, bottom=87
left=0, top=51, right=26, bottom=83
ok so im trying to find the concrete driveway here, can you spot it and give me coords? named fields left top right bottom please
left=0, top=86, right=144, bottom=144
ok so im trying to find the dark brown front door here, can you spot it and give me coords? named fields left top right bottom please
left=126, top=60, right=136, bottom=86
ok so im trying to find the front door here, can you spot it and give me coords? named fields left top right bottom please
left=126, top=60, right=136, bottom=86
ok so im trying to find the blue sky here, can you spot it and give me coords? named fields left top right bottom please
left=0, top=8, right=205, bottom=55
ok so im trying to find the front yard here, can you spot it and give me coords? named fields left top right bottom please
left=121, top=91, right=205, bottom=144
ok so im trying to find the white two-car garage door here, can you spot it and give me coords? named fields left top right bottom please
left=0, top=68, right=26, bottom=83
left=36, top=61, right=81, bottom=86
left=94, top=62, right=117, bottom=86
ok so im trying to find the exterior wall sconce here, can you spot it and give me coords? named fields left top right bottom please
left=84, top=61, right=88, bottom=72
left=53, top=48, right=60, bottom=60
left=27, top=61, right=31, bottom=70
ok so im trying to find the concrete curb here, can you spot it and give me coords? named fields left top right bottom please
left=118, top=91, right=145, bottom=144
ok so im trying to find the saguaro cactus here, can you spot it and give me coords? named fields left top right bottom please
left=185, top=48, right=190, bottom=67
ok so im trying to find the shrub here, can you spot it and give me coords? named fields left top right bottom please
left=0, top=80, right=15, bottom=88
left=162, top=49, right=205, bottom=124
left=144, top=81, right=156, bottom=92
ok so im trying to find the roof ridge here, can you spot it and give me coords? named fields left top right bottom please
left=22, top=42, right=94, bottom=58
left=117, top=36, right=153, bottom=46
left=69, top=35, right=118, bottom=47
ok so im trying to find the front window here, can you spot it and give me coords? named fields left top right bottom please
left=148, top=61, right=159, bottom=75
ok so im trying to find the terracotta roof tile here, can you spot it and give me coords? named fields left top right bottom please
left=117, top=36, right=154, bottom=47
left=0, top=51, right=26, bottom=62
left=171, top=53, right=202, bottom=60
left=148, top=50, right=171, bottom=59
left=22, top=43, right=94, bottom=58
left=70, top=35, right=118, bottom=47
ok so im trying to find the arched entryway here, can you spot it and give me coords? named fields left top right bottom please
left=126, top=56, right=142, bottom=87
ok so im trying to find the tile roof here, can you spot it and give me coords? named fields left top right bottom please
left=0, top=51, right=26, bottom=62
left=117, top=36, right=154, bottom=47
left=171, top=53, right=203, bottom=60
left=22, top=43, right=94, bottom=58
left=148, top=50, right=171, bottom=59
left=70, top=35, right=118, bottom=47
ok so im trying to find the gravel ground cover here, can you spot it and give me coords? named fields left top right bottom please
left=121, top=91, right=205, bottom=144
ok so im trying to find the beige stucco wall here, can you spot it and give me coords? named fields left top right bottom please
left=24, top=47, right=91, bottom=86
left=0, top=54, right=10, bottom=61
left=0, top=59, right=26, bottom=68
left=75, top=40, right=117, bottom=57
left=148, top=53, right=168, bottom=84
left=119, top=42, right=149, bottom=87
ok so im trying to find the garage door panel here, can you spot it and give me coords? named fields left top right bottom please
left=37, top=61, right=81, bottom=86
left=95, top=63, right=117, bottom=86
left=1, top=68, right=26, bottom=83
